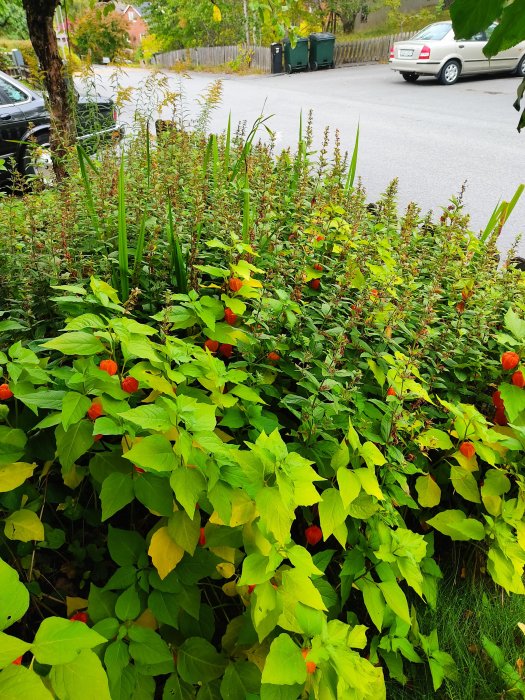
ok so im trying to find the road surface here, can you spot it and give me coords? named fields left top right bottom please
left=85, top=63, right=525, bottom=255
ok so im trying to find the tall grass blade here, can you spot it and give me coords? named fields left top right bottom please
left=76, top=144, right=100, bottom=238
left=481, top=183, right=524, bottom=243
left=224, top=112, right=231, bottom=175
left=118, top=154, right=129, bottom=300
left=242, top=175, right=251, bottom=244
left=344, top=122, right=360, bottom=195
left=167, top=196, right=187, bottom=293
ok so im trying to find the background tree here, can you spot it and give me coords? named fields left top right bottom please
left=323, top=0, right=373, bottom=34
left=0, top=0, right=28, bottom=39
left=21, top=0, right=76, bottom=181
left=72, top=7, right=130, bottom=62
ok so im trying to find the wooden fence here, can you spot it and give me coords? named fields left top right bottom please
left=335, top=32, right=411, bottom=65
left=150, top=32, right=413, bottom=73
left=152, top=45, right=271, bottom=73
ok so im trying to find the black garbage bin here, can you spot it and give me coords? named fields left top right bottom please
left=283, top=37, right=309, bottom=74
left=270, top=43, right=283, bottom=74
left=309, top=32, right=336, bottom=70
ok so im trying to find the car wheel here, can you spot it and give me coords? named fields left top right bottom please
left=401, top=72, right=419, bottom=83
left=21, top=131, right=54, bottom=185
left=438, top=60, right=460, bottom=85
left=285, top=63, right=292, bottom=74
left=515, top=54, right=525, bottom=77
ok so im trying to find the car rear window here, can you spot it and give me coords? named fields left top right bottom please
left=412, top=23, right=451, bottom=41
left=0, top=78, right=28, bottom=105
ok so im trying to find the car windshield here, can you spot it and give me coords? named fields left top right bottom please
left=412, top=23, right=451, bottom=41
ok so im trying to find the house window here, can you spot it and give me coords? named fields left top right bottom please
left=128, top=11, right=135, bottom=20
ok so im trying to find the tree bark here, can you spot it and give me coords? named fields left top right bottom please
left=21, top=0, right=75, bottom=181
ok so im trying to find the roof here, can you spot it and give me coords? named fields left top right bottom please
left=113, top=2, right=143, bottom=16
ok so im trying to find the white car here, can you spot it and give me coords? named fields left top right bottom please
left=389, top=21, right=525, bottom=85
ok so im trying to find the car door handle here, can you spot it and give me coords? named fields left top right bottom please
left=0, top=113, right=12, bottom=120
left=458, top=44, right=465, bottom=48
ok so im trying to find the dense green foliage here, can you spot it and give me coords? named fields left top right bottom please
left=72, top=7, right=130, bottom=62
left=2, top=80, right=525, bottom=699
left=0, top=0, right=27, bottom=39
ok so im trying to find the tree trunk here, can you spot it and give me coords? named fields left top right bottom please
left=341, top=13, right=358, bottom=34
left=21, top=0, right=75, bottom=181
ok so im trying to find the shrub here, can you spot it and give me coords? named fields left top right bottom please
left=72, top=8, right=130, bottom=63
left=1, top=84, right=525, bottom=698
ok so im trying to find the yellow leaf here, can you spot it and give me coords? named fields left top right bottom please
left=215, top=428, right=234, bottom=443
left=222, top=581, right=238, bottom=597
left=63, top=464, right=84, bottom=489
left=134, top=608, right=158, bottom=629
left=66, top=597, right=89, bottom=618
left=148, top=526, right=184, bottom=579
left=210, top=546, right=236, bottom=564
left=229, top=490, right=257, bottom=527
left=0, top=462, right=37, bottom=492
left=216, top=562, right=236, bottom=578
left=212, top=3, right=222, bottom=22
left=4, top=509, right=45, bottom=542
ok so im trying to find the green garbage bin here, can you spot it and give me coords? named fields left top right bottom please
left=283, top=37, right=309, bottom=74
left=309, top=32, right=336, bottom=70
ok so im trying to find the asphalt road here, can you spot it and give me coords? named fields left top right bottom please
left=87, top=63, right=525, bottom=255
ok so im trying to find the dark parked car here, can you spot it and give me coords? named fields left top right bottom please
left=0, top=70, right=122, bottom=182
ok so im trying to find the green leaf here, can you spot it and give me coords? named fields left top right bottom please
left=123, top=436, right=177, bottom=472
left=261, top=634, right=306, bottom=685
left=64, top=313, right=106, bottom=331
left=377, top=580, right=410, bottom=625
left=229, top=385, right=266, bottom=404
left=168, top=511, right=200, bottom=555
left=482, top=469, right=511, bottom=497
left=0, top=428, right=26, bottom=466
left=4, top=510, right=44, bottom=542
left=415, top=474, right=441, bottom=508
left=177, top=637, right=227, bottom=684
left=128, top=625, right=173, bottom=665
left=485, top=0, right=525, bottom=56
left=42, top=332, right=104, bottom=356
left=450, top=466, right=481, bottom=503
left=360, top=579, right=385, bottom=631
left=55, top=421, right=94, bottom=474
left=416, top=429, right=454, bottom=450
left=115, top=585, right=141, bottom=622
left=281, top=569, right=327, bottom=611
left=450, top=0, right=503, bottom=46
left=426, top=510, right=485, bottom=541
left=118, top=405, right=173, bottom=432
left=499, top=384, right=525, bottom=423
left=50, top=649, right=111, bottom=700
left=319, top=488, right=346, bottom=542
left=88, top=584, right=117, bottom=624
left=0, top=632, right=31, bottom=666
left=61, top=392, right=92, bottom=431
left=504, top=307, right=525, bottom=341
left=100, top=473, right=135, bottom=521
left=176, top=396, right=217, bottom=432
left=220, top=661, right=261, bottom=700
left=134, top=473, right=174, bottom=516
left=170, top=469, right=206, bottom=518
left=337, top=468, right=361, bottom=508
left=256, top=487, right=293, bottom=546
left=359, top=442, right=386, bottom=468
left=355, top=468, right=383, bottom=500
left=0, top=665, right=53, bottom=700
left=162, top=673, right=195, bottom=700
left=32, top=617, right=106, bottom=665
left=0, top=559, right=29, bottom=630
left=108, top=527, right=146, bottom=567
left=331, top=440, right=349, bottom=471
